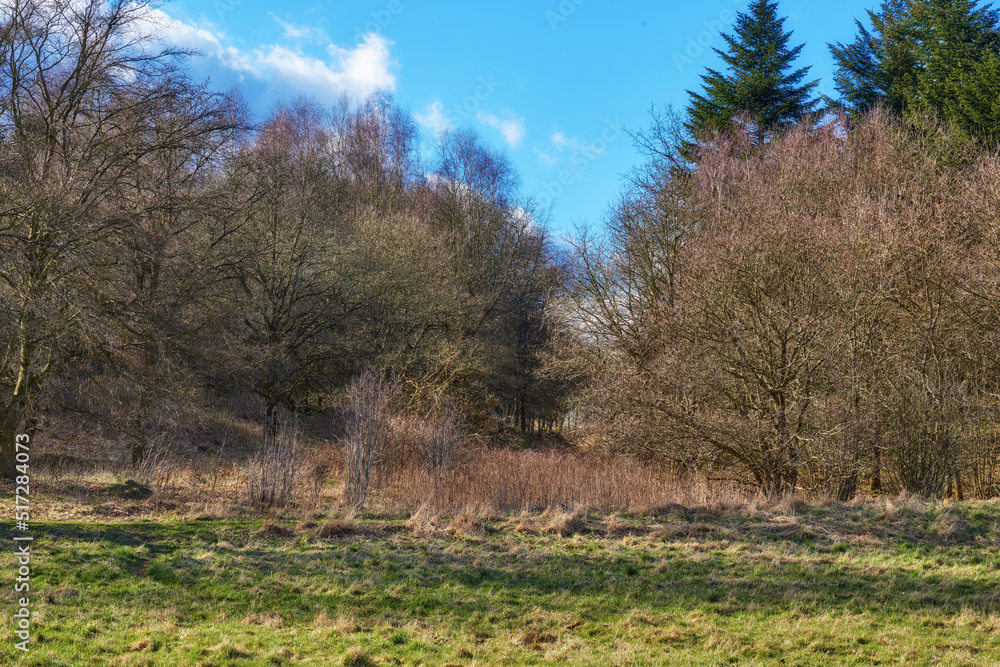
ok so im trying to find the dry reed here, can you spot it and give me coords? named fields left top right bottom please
left=378, top=447, right=748, bottom=514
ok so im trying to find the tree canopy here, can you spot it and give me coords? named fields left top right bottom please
left=831, top=0, right=1000, bottom=141
left=685, top=0, right=820, bottom=147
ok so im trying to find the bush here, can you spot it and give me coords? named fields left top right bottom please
left=343, top=372, right=399, bottom=509
left=246, top=412, right=301, bottom=508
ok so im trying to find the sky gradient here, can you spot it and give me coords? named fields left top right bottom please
left=154, top=0, right=879, bottom=237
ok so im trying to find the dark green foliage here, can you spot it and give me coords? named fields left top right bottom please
left=910, top=0, right=1000, bottom=118
left=952, top=52, right=1000, bottom=137
left=685, top=0, right=820, bottom=146
left=829, top=0, right=918, bottom=115
left=831, top=0, right=1000, bottom=141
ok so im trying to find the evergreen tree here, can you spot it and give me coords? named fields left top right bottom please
left=952, top=52, right=1000, bottom=137
left=831, top=0, right=1000, bottom=140
left=912, top=0, right=1000, bottom=133
left=685, top=0, right=820, bottom=146
left=829, top=0, right=917, bottom=115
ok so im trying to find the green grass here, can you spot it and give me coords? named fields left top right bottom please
left=3, top=499, right=1000, bottom=665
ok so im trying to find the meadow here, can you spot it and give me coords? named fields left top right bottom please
left=3, top=470, right=1000, bottom=666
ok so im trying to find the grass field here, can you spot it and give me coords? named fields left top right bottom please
left=3, top=492, right=1000, bottom=666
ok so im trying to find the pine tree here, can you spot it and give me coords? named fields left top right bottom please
left=952, top=52, right=1000, bottom=137
left=685, top=0, right=820, bottom=147
left=911, top=0, right=1000, bottom=125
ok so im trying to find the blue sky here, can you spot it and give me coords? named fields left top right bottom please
left=153, top=0, right=877, bottom=237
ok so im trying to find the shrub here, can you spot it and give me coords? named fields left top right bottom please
left=343, top=372, right=399, bottom=509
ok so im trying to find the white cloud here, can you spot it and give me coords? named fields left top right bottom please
left=253, top=34, right=396, bottom=100
left=326, top=34, right=397, bottom=97
left=140, top=7, right=226, bottom=54
left=477, top=111, right=526, bottom=147
left=415, top=100, right=453, bottom=137
left=512, top=205, right=544, bottom=234
left=141, top=8, right=397, bottom=101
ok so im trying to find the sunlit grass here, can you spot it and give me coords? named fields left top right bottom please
left=2, top=498, right=1000, bottom=665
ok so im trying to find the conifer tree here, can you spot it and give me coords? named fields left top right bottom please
left=828, top=0, right=917, bottom=115
left=910, top=0, right=1000, bottom=113
left=685, top=0, right=820, bottom=146
left=831, top=0, right=1000, bottom=140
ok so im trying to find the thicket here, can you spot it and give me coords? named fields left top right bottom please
left=0, top=0, right=567, bottom=482
left=572, top=110, right=1000, bottom=499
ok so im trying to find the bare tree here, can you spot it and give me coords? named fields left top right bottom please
left=0, top=0, right=242, bottom=475
left=574, top=109, right=1000, bottom=499
left=213, top=99, right=356, bottom=441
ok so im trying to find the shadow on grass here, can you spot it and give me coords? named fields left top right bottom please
left=18, top=511, right=1000, bottom=630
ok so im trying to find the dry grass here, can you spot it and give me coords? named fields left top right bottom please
left=241, top=612, right=285, bottom=629
left=447, top=507, right=486, bottom=536
left=23, top=407, right=777, bottom=528
left=25, top=438, right=756, bottom=526
left=406, top=503, right=440, bottom=536
left=341, top=646, right=376, bottom=667
left=648, top=523, right=715, bottom=539
left=379, top=447, right=748, bottom=515
left=25, top=397, right=759, bottom=524
left=312, top=612, right=358, bottom=635
left=542, top=505, right=588, bottom=537
left=314, top=511, right=356, bottom=539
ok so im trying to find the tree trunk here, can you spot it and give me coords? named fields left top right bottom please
left=0, top=403, right=27, bottom=480
left=128, top=391, right=153, bottom=464
left=951, top=468, right=965, bottom=501
left=763, top=471, right=784, bottom=499
left=264, top=401, right=279, bottom=447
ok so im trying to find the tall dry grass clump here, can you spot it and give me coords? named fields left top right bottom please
left=390, top=402, right=469, bottom=482
left=381, top=446, right=745, bottom=514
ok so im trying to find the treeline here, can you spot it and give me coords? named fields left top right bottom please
left=5, top=0, right=1000, bottom=502
left=570, top=0, right=1000, bottom=499
left=0, top=0, right=568, bottom=476
left=572, top=111, right=1000, bottom=499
